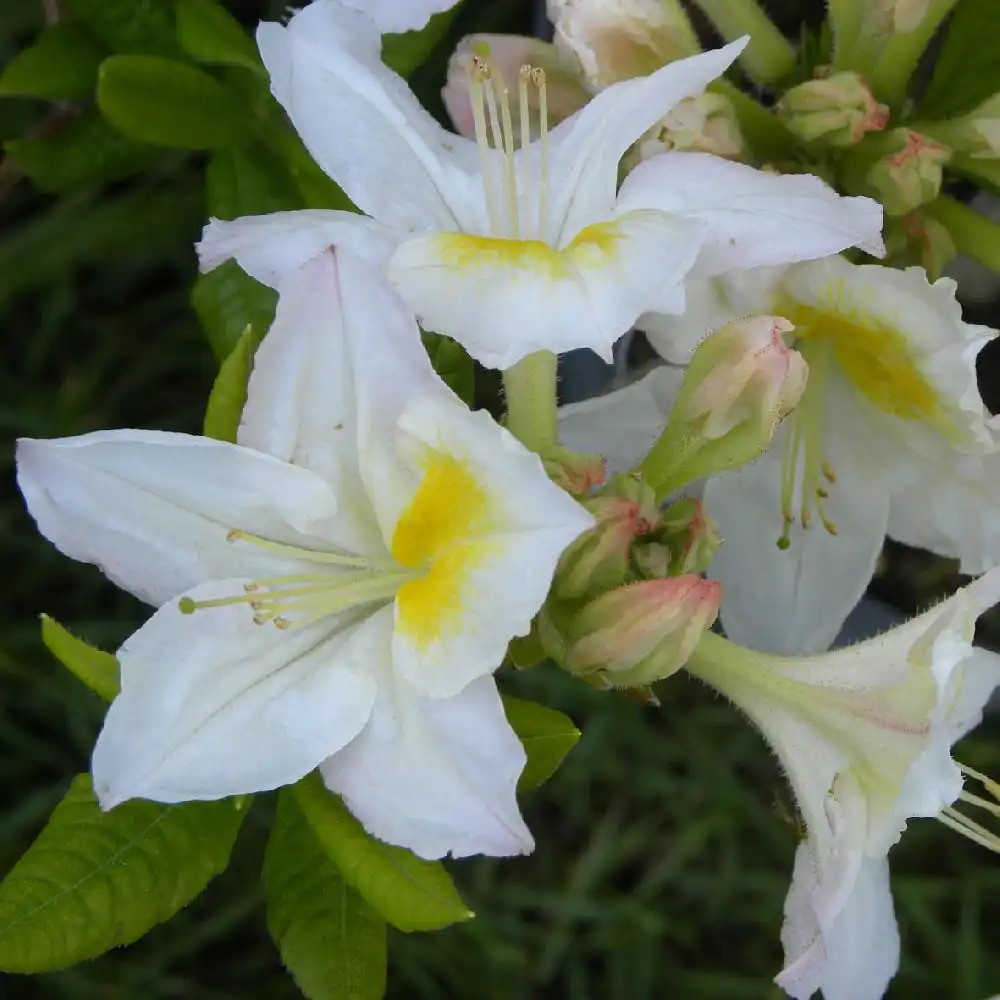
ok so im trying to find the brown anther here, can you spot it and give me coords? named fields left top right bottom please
left=243, top=582, right=259, bottom=593
left=816, top=487, right=830, bottom=499
left=822, top=518, right=839, bottom=536
left=801, top=509, right=813, bottom=529
left=518, top=64, right=533, bottom=83
left=822, top=462, right=837, bottom=484
left=274, top=617, right=293, bottom=630
left=226, top=529, right=241, bottom=543
left=530, top=67, right=546, bottom=88
left=470, top=55, right=491, bottom=83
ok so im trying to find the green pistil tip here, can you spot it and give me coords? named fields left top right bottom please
left=178, top=597, right=197, bottom=614
left=471, top=41, right=491, bottom=58
left=776, top=536, right=791, bottom=551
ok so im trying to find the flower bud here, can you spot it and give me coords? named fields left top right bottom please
left=566, top=576, right=722, bottom=686
left=883, top=210, right=956, bottom=279
left=541, top=445, right=606, bottom=496
left=632, top=92, right=745, bottom=164
left=640, top=497, right=721, bottom=576
left=865, top=129, right=950, bottom=216
left=778, top=72, right=889, bottom=148
left=548, top=0, right=701, bottom=90
left=642, top=317, right=808, bottom=495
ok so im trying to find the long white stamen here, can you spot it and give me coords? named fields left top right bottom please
left=469, top=66, right=502, bottom=234
left=518, top=65, right=533, bottom=240
left=497, top=82, right=520, bottom=239
left=225, top=529, right=395, bottom=571
left=938, top=806, right=1000, bottom=853
left=533, top=67, right=549, bottom=242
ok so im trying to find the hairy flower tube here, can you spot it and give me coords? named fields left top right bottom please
left=16, top=250, right=592, bottom=860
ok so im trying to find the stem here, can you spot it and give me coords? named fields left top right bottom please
left=827, top=0, right=863, bottom=71
left=869, top=0, right=958, bottom=109
left=709, top=79, right=794, bottom=161
left=685, top=630, right=774, bottom=692
left=692, top=0, right=796, bottom=85
left=503, top=350, right=559, bottom=453
left=926, top=195, right=1000, bottom=273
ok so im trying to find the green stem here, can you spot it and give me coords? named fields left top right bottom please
left=926, top=195, right=1000, bottom=273
left=685, top=631, right=770, bottom=690
left=869, top=0, right=958, bottom=109
left=709, top=79, right=795, bottom=161
left=503, top=350, right=559, bottom=453
left=692, top=0, right=796, bottom=85
left=827, top=0, right=864, bottom=72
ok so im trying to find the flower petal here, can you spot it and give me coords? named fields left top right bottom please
left=321, top=666, right=532, bottom=859
left=92, top=584, right=381, bottom=806
left=388, top=209, right=704, bottom=368
left=777, top=845, right=899, bottom=1000
left=339, top=0, right=458, bottom=34
left=705, top=424, right=890, bottom=654
left=616, top=152, right=885, bottom=275
left=388, top=394, right=594, bottom=697
left=557, top=366, right=684, bottom=476
left=546, top=40, right=746, bottom=241
left=197, top=210, right=396, bottom=288
left=16, top=431, right=345, bottom=606
left=257, top=1, right=483, bottom=232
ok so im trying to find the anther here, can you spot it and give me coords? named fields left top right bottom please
left=822, top=462, right=837, bottom=483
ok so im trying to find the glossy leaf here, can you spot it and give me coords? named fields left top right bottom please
left=381, top=8, right=461, bottom=78
left=0, top=21, right=105, bottom=100
left=203, top=323, right=265, bottom=442
left=292, top=773, right=472, bottom=933
left=265, top=790, right=387, bottom=1000
left=503, top=695, right=580, bottom=790
left=0, top=776, right=244, bottom=973
left=66, top=0, right=179, bottom=56
left=192, top=261, right=278, bottom=361
left=176, top=0, right=261, bottom=71
left=40, top=615, right=120, bottom=701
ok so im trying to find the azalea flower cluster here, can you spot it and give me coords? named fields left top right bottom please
left=12, top=1, right=1000, bottom=999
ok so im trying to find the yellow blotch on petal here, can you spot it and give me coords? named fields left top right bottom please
left=392, top=451, right=498, bottom=648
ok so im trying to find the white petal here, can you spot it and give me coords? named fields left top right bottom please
left=198, top=211, right=396, bottom=288
left=616, top=153, right=885, bottom=275
left=257, top=2, right=483, bottom=232
left=92, top=584, right=381, bottom=806
left=16, top=431, right=344, bottom=606
left=557, top=366, right=684, bottom=477
left=339, top=0, right=458, bottom=34
left=388, top=209, right=704, bottom=368
left=388, top=395, right=594, bottom=697
left=706, top=425, right=890, bottom=654
left=777, top=845, right=899, bottom=1000
left=546, top=40, right=746, bottom=241
left=321, top=668, right=532, bottom=859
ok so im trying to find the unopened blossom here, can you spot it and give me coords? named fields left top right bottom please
left=200, top=0, right=882, bottom=370
left=644, top=257, right=1000, bottom=654
left=686, top=570, right=1000, bottom=1000
left=865, top=129, right=950, bottom=216
left=631, top=92, right=745, bottom=162
left=17, top=250, right=592, bottom=860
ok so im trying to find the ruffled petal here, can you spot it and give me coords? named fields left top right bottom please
left=388, top=395, right=593, bottom=697
left=546, top=40, right=745, bottom=242
left=339, top=0, right=458, bottom=34
left=16, top=431, right=344, bottom=606
left=258, top=1, right=484, bottom=232
left=197, top=210, right=396, bottom=288
left=321, top=667, right=532, bottom=859
left=557, top=366, right=684, bottom=477
left=92, top=584, right=381, bottom=806
left=388, top=209, right=704, bottom=368
left=616, top=152, right=884, bottom=275
left=705, top=426, right=890, bottom=654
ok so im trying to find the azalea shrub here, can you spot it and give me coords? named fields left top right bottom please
left=3, top=1, right=1000, bottom=999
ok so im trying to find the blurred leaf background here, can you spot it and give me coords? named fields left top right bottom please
left=0, top=0, right=998, bottom=997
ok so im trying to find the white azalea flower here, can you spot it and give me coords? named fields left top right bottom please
left=198, top=0, right=882, bottom=370
left=16, top=250, right=592, bottom=860
left=627, top=257, right=1000, bottom=654
left=685, top=570, right=1000, bottom=1000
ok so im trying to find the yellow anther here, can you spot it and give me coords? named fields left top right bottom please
left=530, top=67, right=546, bottom=88
left=518, top=63, right=533, bottom=83
left=822, top=462, right=837, bottom=483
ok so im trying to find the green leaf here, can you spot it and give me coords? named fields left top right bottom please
left=175, top=0, right=261, bottom=71
left=66, top=0, right=179, bottom=56
left=381, top=7, right=461, bottom=78
left=292, top=773, right=472, bottom=933
left=97, top=55, right=249, bottom=149
left=918, top=0, right=1000, bottom=119
left=422, top=332, right=475, bottom=406
left=192, top=261, right=278, bottom=361
left=5, top=110, right=159, bottom=193
left=206, top=145, right=304, bottom=219
left=502, top=695, right=580, bottom=791
left=0, top=775, right=245, bottom=973
left=265, top=790, right=387, bottom=1000
left=40, top=615, right=120, bottom=701
left=0, top=21, right=105, bottom=100
left=203, top=323, right=265, bottom=442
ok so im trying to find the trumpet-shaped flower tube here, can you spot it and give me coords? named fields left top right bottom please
left=17, top=251, right=592, bottom=859
left=199, top=1, right=883, bottom=370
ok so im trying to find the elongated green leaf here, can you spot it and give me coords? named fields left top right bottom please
left=176, top=0, right=261, bottom=71
left=265, top=790, right=387, bottom=1000
left=0, top=21, right=105, bottom=100
left=292, top=773, right=472, bottom=933
left=66, top=0, right=179, bottom=56
left=97, top=55, right=249, bottom=149
left=40, top=615, right=120, bottom=701
left=503, top=695, right=580, bottom=790
left=203, top=323, right=264, bottom=442
left=0, top=775, right=245, bottom=973
left=192, top=261, right=278, bottom=361
left=918, top=0, right=1000, bottom=119
left=381, top=7, right=462, bottom=78
left=206, top=145, right=304, bottom=219
left=6, top=111, right=159, bottom=193
left=422, top=332, right=475, bottom=406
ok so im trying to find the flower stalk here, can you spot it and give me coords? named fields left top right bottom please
left=691, top=0, right=796, bottom=84
left=927, top=194, right=1000, bottom=274
left=503, top=350, right=560, bottom=453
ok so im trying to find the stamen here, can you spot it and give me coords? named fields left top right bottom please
left=518, top=65, right=533, bottom=239
left=936, top=763, right=1000, bottom=854
left=532, top=67, right=549, bottom=242
left=225, top=529, right=395, bottom=571
left=497, top=81, right=520, bottom=238
left=469, top=58, right=501, bottom=234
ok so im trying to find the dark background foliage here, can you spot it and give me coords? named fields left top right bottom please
left=1, top=1, right=998, bottom=997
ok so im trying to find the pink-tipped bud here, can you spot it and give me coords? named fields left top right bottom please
left=549, top=0, right=701, bottom=89
left=542, top=446, right=606, bottom=496
left=641, top=497, right=721, bottom=577
left=778, top=72, right=889, bottom=148
left=567, top=575, right=722, bottom=686
left=865, top=129, right=950, bottom=216
left=631, top=92, right=745, bottom=165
